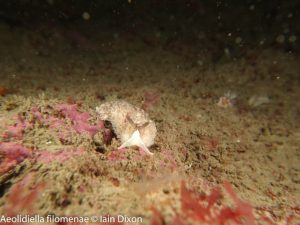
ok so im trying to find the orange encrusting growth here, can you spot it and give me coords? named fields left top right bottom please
left=0, top=86, right=8, bottom=96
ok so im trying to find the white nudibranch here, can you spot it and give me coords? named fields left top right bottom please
left=96, top=100, right=157, bottom=155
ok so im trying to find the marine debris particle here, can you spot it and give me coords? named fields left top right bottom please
left=96, top=100, right=157, bottom=155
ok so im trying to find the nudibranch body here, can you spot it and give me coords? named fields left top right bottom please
left=96, top=100, right=157, bottom=155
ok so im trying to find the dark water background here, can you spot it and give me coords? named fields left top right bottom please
left=0, top=0, right=299, bottom=56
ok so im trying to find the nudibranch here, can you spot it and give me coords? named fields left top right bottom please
left=96, top=100, right=157, bottom=155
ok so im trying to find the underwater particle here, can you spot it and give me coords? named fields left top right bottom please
left=276, top=35, right=285, bottom=44
left=224, top=48, right=230, bottom=57
left=248, top=95, right=270, bottom=107
left=155, top=31, right=161, bottom=38
left=249, top=4, right=255, bottom=10
left=82, top=12, right=90, bottom=20
left=217, top=92, right=237, bottom=108
left=47, top=0, right=54, bottom=5
left=283, top=28, right=289, bottom=34
left=169, top=15, right=175, bottom=21
left=96, top=100, right=157, bottom=155
left=113, top=33, right=119, bottom=39
left=235, top=37, right=242, bottom=44
left=288, top=35, right=297, bottom=43
left=197, top=60, right=204, bottom=66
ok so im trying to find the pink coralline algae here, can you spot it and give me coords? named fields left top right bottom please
left=31, top=106, right=64, bottom=128
left=3, top=115, right=32, bottom=140
left=36, top=148, right=84, bottom=163
left=31, top=104, right=108, bottom=141
left=0, top=142, right=32, bottom=174
left=107, top=148, right=128, bottom=161
left=54, top=104, right=105, bottom=138
left=159, top=149, right=177, bottom=170
left=3, top=173, right=46, bottom=216
left=0, top=103, right=107, bottom=173
left=132, top=148, right=150, bottom=160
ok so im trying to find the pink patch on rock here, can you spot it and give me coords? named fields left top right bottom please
left=30, top=104, right=108, bottom=142
left=132, top=148, right=151, bottom=161
left=31, top=107, right=44, bottom=121
left=56, top=104, right=89, bottom=121
left=159, top=149, right=177, bottom=170
left=0, top=142, right=32, bottom=174
left=3, top=115, right=32, bottom=140
left=55, top=104, right=105, bottom=138
left=78, top=184, right=86, bottom=193
left=4, top=173, right=46, bottom=216
left=31, top=107, right=71, bottom=141
left=107, top=148, right=128, bottom=161
left=36, top=148, right=84, bottom=163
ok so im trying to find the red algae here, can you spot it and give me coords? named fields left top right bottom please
left=0, top=142, right=32, bottom=174
left=180, top=181, right=254, bottom=225
left=159, top=149, right=177, bottom=170
left=151, top=180, right=255, bottom=225
left=31, top=104, right=107, bottom=141
left=180, top=180, right=212, bottom=222
left=151, top=208, right=164, bottom=225
left=221, top=181, right=254, bottom=225
left=54, top=104, right=105, bottom=138
left=107, top=148, right=128, bottom=161
left=132, top=148, right=150, bottom=160
left=3, top=174, right=46, bottom=216
left=3, top=115, right=32, bottom=140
